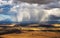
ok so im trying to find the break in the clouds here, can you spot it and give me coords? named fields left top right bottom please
left=0, top=0, right=60, bottom=24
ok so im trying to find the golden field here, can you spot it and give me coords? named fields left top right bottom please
left=0, top=31, right=60, bottom=38
left=0, top=24, right=60, bottom=38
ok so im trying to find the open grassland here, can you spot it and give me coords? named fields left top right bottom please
left=0, top=24, right=60, bottom=38
left=0, top=31, right=60, bottom=38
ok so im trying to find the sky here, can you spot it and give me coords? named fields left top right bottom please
left=0, top=0, right=60, bottom=24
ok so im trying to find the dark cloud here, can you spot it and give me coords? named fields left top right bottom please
left=15, top=0, right=60, bottom=4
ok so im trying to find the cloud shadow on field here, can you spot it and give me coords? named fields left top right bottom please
left=0, top=29, right=22, bottom=35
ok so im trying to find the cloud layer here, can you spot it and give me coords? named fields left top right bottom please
left=0, top=0, right=60, bottom=24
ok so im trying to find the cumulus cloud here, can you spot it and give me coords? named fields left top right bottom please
left=17, top=0, right=60, bottom=24
left=0, top=0, right=60, bottom=24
